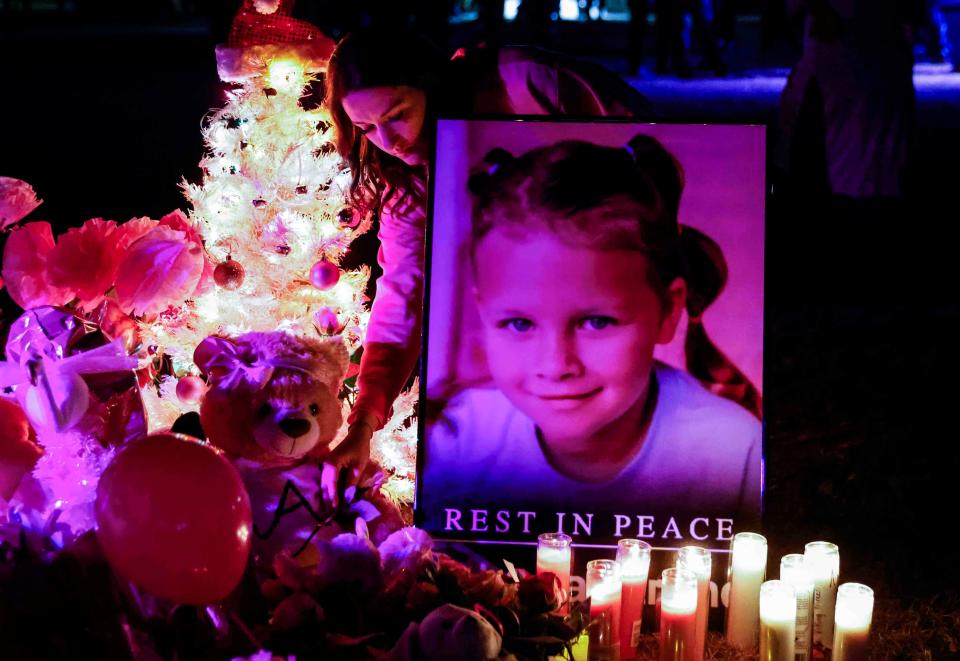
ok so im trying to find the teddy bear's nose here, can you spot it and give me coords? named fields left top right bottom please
left=279, top=417, right=311, bottom=438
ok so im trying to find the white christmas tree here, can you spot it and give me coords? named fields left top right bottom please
left=138, top=39, right=417, bottom=504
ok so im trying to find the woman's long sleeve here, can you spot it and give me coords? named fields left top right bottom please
left=348, top=193, right=427, bottom=429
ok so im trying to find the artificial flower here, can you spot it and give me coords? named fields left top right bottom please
left=47, top=218, right=120, bottom=310
left=115, top=216, right=159, bottom=253
left=518, top=572, right=566, bottom=615
left=114, top=225, right=204, bottom=315
left=1, top=222, right=73, bottom=308
left=158, top=209, right=215, bottom=296
left=0, top=177, right=42, bottom=230
left=378, top=526, right=433, bottom=580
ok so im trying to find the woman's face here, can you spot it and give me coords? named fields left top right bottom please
left=341, top=85, right=429, bottom=166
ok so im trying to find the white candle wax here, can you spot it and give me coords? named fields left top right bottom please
left=805, top=541, right=839, bottom=651
left=726, top=532, right=768, bottom=648
left=537, top=532, right=572, bottom=613
left=780, top=554, right=814, bottom=661
left=832, top=583, right=873, bottom=661
left=760, top=580, right=796, bottom=661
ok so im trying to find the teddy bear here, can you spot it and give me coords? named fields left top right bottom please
left=193, top=331, right=349, bottom=468
left=192, top=330, right=352, bottom=564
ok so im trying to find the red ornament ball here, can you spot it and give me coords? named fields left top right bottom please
left=176, top=375, right=206, bottom=404
left=95, top=433, right=252, bottom=605
left=314, top=307, right=341, bottom=335
left=309, top=260, right=340, bottom=290
left=213, top=259, right=245, bottom=290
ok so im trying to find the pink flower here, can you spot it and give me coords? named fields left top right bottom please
left=1, top=222, right=74, bottom=308
left=47, top=218, right=121, bottom=310
left=379, top=527, right=434, bottom=580
left=114, top=225, right=204, bottom=315
left=115, top=216, right=159, bottom=253
left=158, top=209, right=213, bottom=296
left=0, top=177, right=42, bottom=230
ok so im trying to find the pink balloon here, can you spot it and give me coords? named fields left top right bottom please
left=95, top=433, right=252, bottom=604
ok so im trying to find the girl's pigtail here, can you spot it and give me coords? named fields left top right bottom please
left=679, top=225, right=763, bottom=418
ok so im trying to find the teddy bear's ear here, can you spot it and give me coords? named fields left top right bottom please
left=194, top=336, right=237, bottom=377
left=314, top=338, right=350, bottom=388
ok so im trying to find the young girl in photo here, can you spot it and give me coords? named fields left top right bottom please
left=421, top=135, right=761, bottom=524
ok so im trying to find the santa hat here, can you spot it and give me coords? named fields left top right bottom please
left=215, top=0, right=335, bottom=83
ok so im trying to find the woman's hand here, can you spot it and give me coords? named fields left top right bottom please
left=322, top=414, right=376, bottom=505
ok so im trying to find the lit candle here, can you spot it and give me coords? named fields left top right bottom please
left=804, top=541, right=839, bottom=653
left=618, top=539, right=652, bottom=660
left=660, top=567, right=699, bottom=661
left=832, top=583, right=873, bottom=661
left=676, top=546, right=711, bottom=661
left=725, top=532, right=767, bottom=648
left=780, top=554, right=814, bottom=661
left=586, top=559, right=622, bottom=661
left=760, top=580, right=796, bottom=661
left=537, top=532, right=572, bottom=613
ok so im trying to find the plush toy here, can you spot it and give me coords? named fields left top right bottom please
left=193, top=330, right=353, bottom=564
left=194, top=331, right=349, bottom=467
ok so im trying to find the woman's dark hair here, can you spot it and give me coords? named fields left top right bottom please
left=325, top=28, right=444, bottom=214
left=467, top=133, right=685, bottom=308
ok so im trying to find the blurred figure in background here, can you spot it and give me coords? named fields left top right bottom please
left=654, top=0, right=726, bottom=77
left=934, top=0, right=960, bottom=70
left=779, top=0, right=920, bottom=199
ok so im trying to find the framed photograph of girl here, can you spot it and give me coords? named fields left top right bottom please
left=416, top=119, right=765, bottom=553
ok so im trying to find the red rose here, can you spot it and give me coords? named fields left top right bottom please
left=518, top=572, right=566, bottom=614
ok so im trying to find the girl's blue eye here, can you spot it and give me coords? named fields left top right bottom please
left=497, top=318, right=534, bottom=332
left=579, top=316, right=617, bottom=331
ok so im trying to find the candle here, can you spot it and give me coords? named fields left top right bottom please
left=760, top=580, right=796, bottom=661
left=804, top=541, right=839, bottom=653
left=780, top=554, right=814, bottom=661
left=833, top=583, right=873, bottom=661
left=537, top=532, right=573, bottom=613
left=618, top=539, right=652, bottom=659
left=660, top=567, right=699, bottom=661
left=725, top=532, right=767, bottom=648
left=586, top=559, right=622, bottom=661
left=676, top=546, right=712, bottom=661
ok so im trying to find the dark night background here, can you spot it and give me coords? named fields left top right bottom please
left=2, top=0, right=960, bottom=654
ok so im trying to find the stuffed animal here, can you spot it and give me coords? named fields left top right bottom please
left=193, top=331, right=349, bottom=467
left=192, top=330, right=359, bottom=564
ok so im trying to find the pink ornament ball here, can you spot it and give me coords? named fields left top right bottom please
left=95, top=433, right=252, bottom=605
left=309, top=260, right=340, bottom=290
left=176, top=375, right=206, bottom=404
